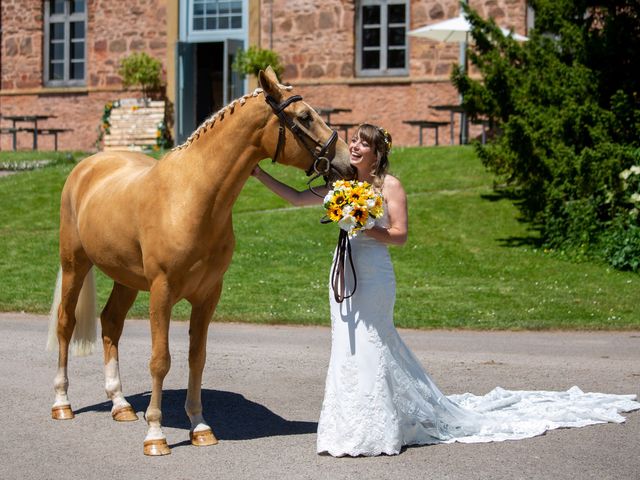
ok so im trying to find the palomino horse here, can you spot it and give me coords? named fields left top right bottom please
left=46, top=67, right=354, bottom=455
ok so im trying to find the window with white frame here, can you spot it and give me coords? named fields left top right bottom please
left=191, top=0, right=243, bottom=32
left=356, top=0, right=409, bottom=76
left=44, top=0, right=86, bottom=86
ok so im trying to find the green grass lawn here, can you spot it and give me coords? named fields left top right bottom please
left=1, top=147, right=638, bottom=329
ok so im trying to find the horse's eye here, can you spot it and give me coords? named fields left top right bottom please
left=298, top=113, right=312, bottom=127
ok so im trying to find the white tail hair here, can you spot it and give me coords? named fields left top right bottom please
left=46, top=266, right=98, bottom=356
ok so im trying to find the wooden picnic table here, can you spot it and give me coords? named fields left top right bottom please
left=403, top=119, right=450, bottom=146
left=314, top=107, right=352, bottom=126
left=0, top=114, right=70, bottom=150
left=429, top=104, right=468, bottom=145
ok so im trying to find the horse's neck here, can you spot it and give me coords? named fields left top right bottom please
left=161, top=98, right=268, bottom=215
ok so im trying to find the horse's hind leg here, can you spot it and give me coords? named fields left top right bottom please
left=52, top=258, right=92, bottom=420
left=101, top=282, right=139, bottom=422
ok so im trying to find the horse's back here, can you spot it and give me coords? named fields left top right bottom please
left=66, top=150, right=155, bottom=191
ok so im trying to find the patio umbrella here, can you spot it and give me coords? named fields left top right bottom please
left=408, top=14, right=527, bottom=143
left=408, top=14, right=528, bottom=45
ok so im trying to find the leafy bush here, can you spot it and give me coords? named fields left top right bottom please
left=232, top=46, right=284, bottom=79
left=452, top=1, right=640, bottom=271
left=118, top=52, right=163, bottom=98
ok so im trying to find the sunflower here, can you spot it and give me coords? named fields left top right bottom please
left=327, top=204, right=343, bottom=222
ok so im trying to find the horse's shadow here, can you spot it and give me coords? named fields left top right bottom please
left=75, top=389, right=317, bottom=441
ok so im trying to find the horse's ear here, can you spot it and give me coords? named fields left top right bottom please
left=259, top=66, right=282, bottom=101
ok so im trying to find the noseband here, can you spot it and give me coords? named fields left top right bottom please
left=264, top=93, right=339, bottom=191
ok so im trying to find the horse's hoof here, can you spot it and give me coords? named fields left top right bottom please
left=190, top=428, right=218, bottom=446
left=112, top=405, right=138, bottom=422
left=51, top=405, right=74, bottom=420
left=143, top=438, right=171, bottom=456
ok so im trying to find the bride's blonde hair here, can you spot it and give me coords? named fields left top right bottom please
left=354, top=123, right=392, bottom=189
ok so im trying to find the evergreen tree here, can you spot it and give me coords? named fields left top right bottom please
left=453, top=1, right=640, bottom=270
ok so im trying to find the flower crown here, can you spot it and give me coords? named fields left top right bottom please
left=379, top=127, right=392, bottom=154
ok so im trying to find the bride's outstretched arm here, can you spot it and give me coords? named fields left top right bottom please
left=251, top=165, right=326, bottom=206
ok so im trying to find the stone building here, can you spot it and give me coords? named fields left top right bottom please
left=0, top=0, right=529, bottom=151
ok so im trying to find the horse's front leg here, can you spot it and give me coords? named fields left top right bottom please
left=185, top=283, right=222, bottom=447
left=143, top=278, right=174, bottom=456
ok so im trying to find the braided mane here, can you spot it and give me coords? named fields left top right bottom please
left=172, top=88, right=265, bottom=151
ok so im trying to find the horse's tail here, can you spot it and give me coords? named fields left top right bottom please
left=46, top=266, right=98, bottom=357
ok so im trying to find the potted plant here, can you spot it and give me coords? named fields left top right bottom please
left=118, top=52, right=163, bottom=102
left=232, top=46, right=284, bottom=79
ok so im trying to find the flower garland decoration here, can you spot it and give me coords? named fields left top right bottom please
left=95, top=100, right=120, bottom=149
left=323, top=180, right=384, bottom=238
left=155, top=120, right=172, bottom=150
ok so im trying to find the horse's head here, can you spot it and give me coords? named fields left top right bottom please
left=258, top=67, right=355, bottom=182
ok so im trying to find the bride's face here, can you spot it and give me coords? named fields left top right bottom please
left=349, top=133, right=377, bottom=171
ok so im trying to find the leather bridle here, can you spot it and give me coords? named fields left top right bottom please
left=264, top=93, right=339, bottom=193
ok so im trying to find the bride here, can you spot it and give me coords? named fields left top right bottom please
left=252, top=123, right=640, bottom=457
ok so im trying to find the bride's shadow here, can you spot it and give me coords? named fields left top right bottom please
left=75, top=388, right=317, bottom=442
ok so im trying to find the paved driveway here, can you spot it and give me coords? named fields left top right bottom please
left=0, top=312, right=638, bottom=480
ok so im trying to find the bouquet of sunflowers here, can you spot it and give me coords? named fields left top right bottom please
left=323, top=180, right=384, bottom=237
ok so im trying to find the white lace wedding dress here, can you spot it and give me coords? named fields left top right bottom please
left=316, top=221, right=640, bottom=457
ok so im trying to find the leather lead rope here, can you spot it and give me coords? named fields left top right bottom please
left=331, top=229, right=358, bottom=303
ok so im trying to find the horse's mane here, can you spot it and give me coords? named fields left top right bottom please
left=173, top=83, right=294, bottom=151
left=172, top=88, right=265, bottom=151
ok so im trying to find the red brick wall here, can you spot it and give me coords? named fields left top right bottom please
left=0, top=0, right=168, bottom=151
left=0, top=0, right=527, bottom=150
left=262, top=0, right=527, bottom=146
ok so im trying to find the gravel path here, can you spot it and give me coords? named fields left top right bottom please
left=0, top=312, right=638, bottom=480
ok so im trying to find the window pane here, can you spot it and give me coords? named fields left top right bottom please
left=50, top=42, right=65, bottom=61
left=51, top=22, right=65, bottom=40
left=363, top=27, right=380, bottom=47
left=205, top=2, right=217, bottom=14
left=387, top=48, right=405, bottom=69
left=362, top=50, right=380, bottom=69
left=219, top=16, right=229, bottom=29
left=72, top=41, right=84, bottom=59
left=193, top=3, right=204, bottom=15
left=71, top=61, right=84, bottom=80
left=71, top=21, right=85, bottom=39
left=51, top=0, right=65, bottom=15
left=230, top=1, right=242, bottom=14
left=231, top=16, right=241, bottom=28
left=206, top=17, right=217, bottom=29
left=71, top=0, right=85, bottom=14
left=50, top=62, right=65, bottom=80
left=193, top=17, right=204, bottom=30
left=388, top=26, right=405, bottom=46
left=219, top=2, right=230, bottom=14
left=388, top=4, right=405, bottom=24
left=363, top=5, right=380, bottom=25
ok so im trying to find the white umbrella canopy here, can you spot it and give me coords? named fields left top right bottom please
left=408, top=14, right=528, bottom=42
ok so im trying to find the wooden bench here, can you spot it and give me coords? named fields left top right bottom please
left=19, top=128, right=72, bottom=151
left=403, top=120, right=450, bottom=146
left=0, top=127, right=19, bottom=150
